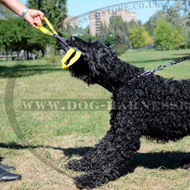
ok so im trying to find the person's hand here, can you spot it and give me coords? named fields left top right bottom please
left=24, top=9, right=44, bottom=28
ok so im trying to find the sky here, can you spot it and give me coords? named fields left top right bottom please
left=20, top=0, right=161, bottom=24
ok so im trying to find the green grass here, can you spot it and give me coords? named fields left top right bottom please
left=120, top=49, right=190, bottom=79
left=0, top=49, right=189, bottom=190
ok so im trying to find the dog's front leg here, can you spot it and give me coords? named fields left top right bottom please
left=66, top=124, right=116, bottom=172
left=66, top=109, right=118, bottom=172
left=74, top=111, right=142, bottom=189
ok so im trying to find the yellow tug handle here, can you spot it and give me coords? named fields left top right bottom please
left=61, top=48, right=82, bottom=69
left=37, top=17, right=82, bottom=69
left=37, top=17, right=58, bottom=36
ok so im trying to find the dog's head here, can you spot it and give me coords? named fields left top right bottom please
left=64, top=36, right=142, bottom=92
left=65, top=36, right=118, bottom=85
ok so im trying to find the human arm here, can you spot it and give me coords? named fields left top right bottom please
left=0, top=0, right=44, bottom=27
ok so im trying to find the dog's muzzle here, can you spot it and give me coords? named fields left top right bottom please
left=53, top=34, right=84, bottom=69
left=36, top=17, right=84, bottom=69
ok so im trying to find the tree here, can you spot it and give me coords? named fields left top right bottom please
left=109, top=16, right=129, bottom=36
left=128, top=20, right=138, bottom=29
left=185, top=28, right=190, bottom=48
left=145, top=11, right=166, bottom=36
left=145, top=7, right=187, bottom=36
left=142, top=28, right=154, bottom=46
left=106, top=16, right=130, bottom=55
left=129, top=26, right=153, bottom=49
left=0, top=19, right=17, bottom=54
left=164, top=0, right=190, bottom=26
left=0, top=18, right=49, bottom=57
left=28, top=0, right=67, bottom=60
left=104, top=35, right=115, bottom=47
left=154, top=19, right=184, bottom=50
left=165, top=7, right=184, bottom=27
left=28, top=0, right=67, bottom=31
left=98, top=23, right=109, bottom=43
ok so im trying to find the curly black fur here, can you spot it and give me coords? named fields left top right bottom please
left=65, top=36, right=190, bottom=189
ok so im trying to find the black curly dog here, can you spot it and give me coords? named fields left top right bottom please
left=64, top=37, right=190, bottom=189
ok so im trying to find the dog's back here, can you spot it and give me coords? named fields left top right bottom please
left=122, top=75, right=190, bottom=142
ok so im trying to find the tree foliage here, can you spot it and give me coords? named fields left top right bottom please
left=145, top=11, right=166, bottom=36
left=0, top=19, right=49, bottom=53
left=185, top=28, right=190, bottom=48
left=154, top=19, right=184, bottom=50
left=104, top=35, right=115, bottom=47
left=165, top=0, right=190, bottom=25
left=0, top=0, right=67, bottom=56
left=99, top=16, right=130, bottom=55
left=28, top=0, right=67, bottom=31
left=109, top=16, right=129, bottom=36
left=129, top=26, right=153, bottom=48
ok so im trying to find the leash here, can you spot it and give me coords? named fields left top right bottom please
left=128, top=55, right=190, bottom=85
left=37, top=17, right=189, bottom=79
left=37, top=17, right=83, bottom=69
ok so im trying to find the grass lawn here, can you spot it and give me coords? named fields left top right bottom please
left=0, top=49, right=190, bottom=190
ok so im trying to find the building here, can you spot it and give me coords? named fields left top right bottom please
left=63, top=16, right=78, bottom=28
left=90, top=10, right=136, bottom=36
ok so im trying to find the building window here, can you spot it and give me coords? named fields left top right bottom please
left=95, top=13, right=100, bottom=18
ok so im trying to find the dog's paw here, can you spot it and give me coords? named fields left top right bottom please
left=66, top=159, right=85, bottom=172
left=74, top=171, right=106, bottom=189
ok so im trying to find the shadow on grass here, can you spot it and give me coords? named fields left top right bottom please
left=0, top=142, right=190, bottom=170
left=0, top=142, right=91, bottom=157
left=0, top=64, right=66, bottom=78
